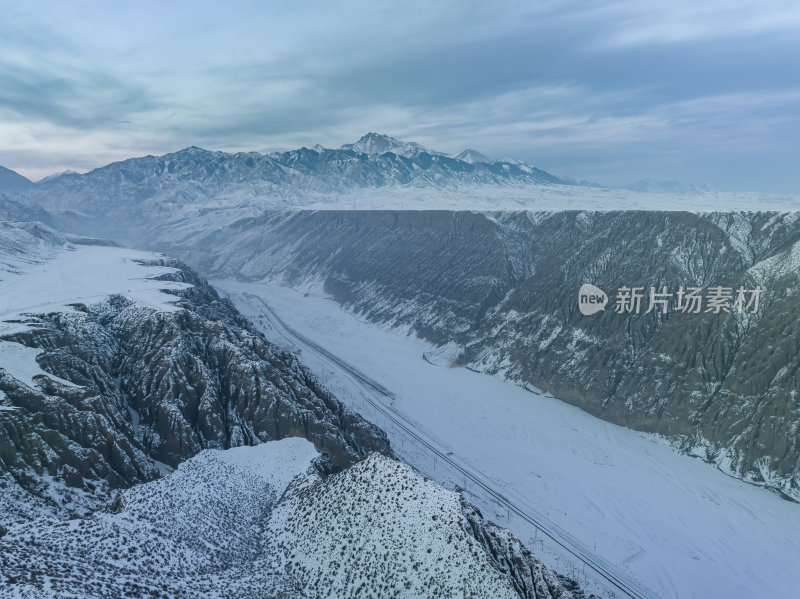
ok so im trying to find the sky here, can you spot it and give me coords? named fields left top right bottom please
left=1, top=0, right=799, bottom=192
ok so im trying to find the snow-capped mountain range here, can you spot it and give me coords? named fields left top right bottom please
left=3, top=134, right=797, bottom=234
left=27, top=132, right=568, bottom=209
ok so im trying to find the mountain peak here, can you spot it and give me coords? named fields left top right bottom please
left=161, top=146, right=217, bottom=160
left=37, top=169, right=80, bottom=183
left=177, top=145, right=213, bottom=155
left=455, top=148, right=492, bottom=164
left=342, top=132, right=432, bottom=158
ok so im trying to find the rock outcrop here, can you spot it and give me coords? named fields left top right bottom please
left=0, top=257, right=390, bottom=521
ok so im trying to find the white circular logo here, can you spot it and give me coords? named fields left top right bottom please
left=578, top=283, right=608, bottom=316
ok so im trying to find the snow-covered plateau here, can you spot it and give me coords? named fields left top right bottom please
left=0, top=221, right=190, bottom=336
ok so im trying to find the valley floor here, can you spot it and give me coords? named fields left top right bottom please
left=217, top=279, right=800, bottom=599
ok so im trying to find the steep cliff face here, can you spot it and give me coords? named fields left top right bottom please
left=175, top=209, right=800, bottom=499
left=467, top=213, right=800, bottom=500
left=461, top=500, right=582, bottom=599
left=159, top=210, right=514, bottom=343
left=0, top=247, right=390, bottom=521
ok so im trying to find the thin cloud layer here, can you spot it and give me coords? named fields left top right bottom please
left=1, top=0, right=798, bottom=192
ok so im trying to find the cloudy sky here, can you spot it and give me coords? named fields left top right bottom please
left=2, top=1, right=799, bottom=192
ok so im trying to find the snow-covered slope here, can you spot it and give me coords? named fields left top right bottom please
left=0, top=221, right=190, bottom=337
left=269, top=452, right=571, bottom=599
left=0, top=438, right=320, bottom=598
left=0, top=438, right=579, bottom=599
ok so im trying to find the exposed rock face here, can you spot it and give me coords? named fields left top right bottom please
left=461, top=500, right=585, bottom=599
left=183, top=210, right=512, bottom=342
left=172, top=209, right=800, bottom=500
left=0, top=258, right=390, bottom=521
